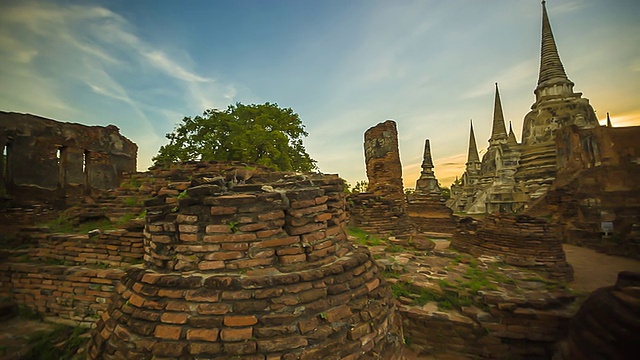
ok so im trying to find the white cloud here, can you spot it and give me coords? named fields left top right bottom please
left=0, top=1, right=241, bottom=170
left=142, top=50, right=212, bottom=83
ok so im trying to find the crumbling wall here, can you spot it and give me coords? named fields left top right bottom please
left=400, top=290, right=574, bottom=359
left=555, top=271, right=640, bottom=359
left=451, top=215, right=573, bottom=281
left=349, top=120, right=414, bottom=235
left=87, top=173, right=403, bottom=359
left=0, top=111, right=137, bottom=206
left=529, top=125, right=640, bottom=258
left=0, top=230, right=144, bottom=324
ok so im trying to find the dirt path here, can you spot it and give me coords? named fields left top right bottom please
left=563, top=244, right=640, bottom=293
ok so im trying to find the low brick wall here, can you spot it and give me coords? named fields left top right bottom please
left=29, top=230, right=144, bottom=268
left=451, top=215, right=573, bottom=281
left=0, top=228, right=144, bottom=325
left=0, top=263, right=124, bottom=326
left=400, top=289, right=575, bottom=359
left=399, top=304, right=573, bottom=360
left=347, top=193, right=414, bottom=236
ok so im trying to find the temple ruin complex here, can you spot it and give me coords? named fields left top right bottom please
left=448, top=1, right=601, bottom=214
left=0, top=112, right=137, bottom=206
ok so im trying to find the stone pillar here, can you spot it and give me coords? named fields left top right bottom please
left=348, top=120, right=414, bottom=236
left=364, top=120, right=405, bottom=205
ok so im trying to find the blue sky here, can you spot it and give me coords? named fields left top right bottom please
left=1, top=0, right=639, bottom=187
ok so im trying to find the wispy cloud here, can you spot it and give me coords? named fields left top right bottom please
left=0, top=0, right=238, bottom=170
left=142, top=50, right=212, bottom=83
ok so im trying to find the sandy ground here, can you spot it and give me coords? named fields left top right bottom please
left=563, top=244, right=640, bottom=293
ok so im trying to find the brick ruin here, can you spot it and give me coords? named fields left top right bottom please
left=86, top=172, right=403, bottom=359
left=555, top=271, right=640, bottom=359
left=451, top=214, right=574, bottom=281
left=348, top=120, right=414, bottom=236
left=528, top=124, right=640, bottom=258
left=406, top=139, right=457, bottom=234
left=0, top=112, right=137, bottom=207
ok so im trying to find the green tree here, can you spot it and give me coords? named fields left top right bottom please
left=350, top=180, right=369, bottom=194
left=440, top=186, right=451, bottom=199
left=153, top=103, right=317, bottom=172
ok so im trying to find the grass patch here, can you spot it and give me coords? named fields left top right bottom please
left=346, top=227, right=384, bottom=246
left=381, top=268, right=402, bottom=279
left=26, top=324, right=89, bottom=360
left=390, top=281, right=472, bottom=309
left=385, top=244, right=403, bottom=253
left=122, top=197, right=142, bottom=207
left=18, top=305, right=42, bottom=320
left=119, top=177, right=142, bottom=189
left=41, top=215, right=115, bottom=234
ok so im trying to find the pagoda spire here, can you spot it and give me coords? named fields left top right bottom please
left=421, top=139, right=435, bottom=170
left=467, top=120, right=480, bottom=164
left=415, top=138, right=440, bottom=194
left=507, top=121, right=518, bottom=146
left=489, top=83, right=508, bottom=145
left=535, top=1, right=574, bottom=100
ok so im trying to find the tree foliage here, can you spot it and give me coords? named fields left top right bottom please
left=348, top=180, right=369, bottom=194
left=153, top=103, right=317, bottom=172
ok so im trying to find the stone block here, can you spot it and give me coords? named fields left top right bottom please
left=220, top=327, right=253, bottom=342
left=257, top=336, right=308, bottom=352
left=186, top=328, right=219, bottom=342
left=224, top=315, right=259, bottom=327
left=154, top=324, right=182, bottom=340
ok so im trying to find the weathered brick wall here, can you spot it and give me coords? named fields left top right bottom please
left=555, top=271, right=640, bottom=359
left=0, top=264, right=124, bottom=326
left=29, top=230, right=144, bottom=268
left=451, top=215, right=573, bottom=281
left=87, top=173, right=403, bottom=359
left=406, top=195, right=457, bottom=234
left=0, top=230, right=144, bottom=324
left=0, top=111, right=137, bottom=206
left=348, top=193, right=414, bottom=236
left=400, top=290, right=574, bottom=359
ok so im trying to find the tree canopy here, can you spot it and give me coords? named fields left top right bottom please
left=153, top=102, right=317, bottom=172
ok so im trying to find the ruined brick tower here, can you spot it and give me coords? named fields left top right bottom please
left=348, top=120, right=414, bottom=235
left=87, top=172, right=403, bottom=359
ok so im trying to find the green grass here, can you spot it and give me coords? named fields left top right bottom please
left=388, top=261, right=520, bottom=310
left=385, top=244, right=403, bottom=253
left=390, top=281, right=472, bottom=309
left=26, top=324, right=89, bottom=360
left=18, top=305, right=42, bottom=320
left=381, top=269, right=402, bottom=279
left=346, top=227, right=385, bottom=246
left=122, top=197, right=142, bottom=207
left=42, top=215, right=115, bottom=234
left=119, top=177, right=142, bottom=189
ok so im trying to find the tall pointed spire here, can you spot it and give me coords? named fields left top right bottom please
left=535, top=1, right=574, bottom=100
left=421, top=139, right=435, bottom=170
left=415, top=138, right=440, bottom=194
left=489, top=83, right=508, bottom=144
left=467, top=120, right=480, bottom=164
left=606, top=112, right=612, bottom=127
left=507, top=121, right=518, bottom=146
